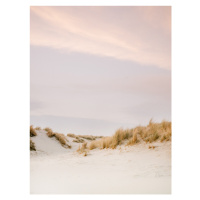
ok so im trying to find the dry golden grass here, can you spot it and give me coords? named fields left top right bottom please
left=30, top=139, right=36, bottom=151
left=73, top=138, right=85, bottom=143
left=82, top=142, right=87, bottom=149
left=54, top=133, right=66, bottom=145
left=77, top=142, right=88, bottom=155
left=83, top=152, right=87, bottom=156
left=127, top=131, right=139, bottom=145
left=148, top=145, right=156, bottom=149
left=101, top=137, right=113, bottom=149
left=78, top=135, right=94, bottom=140
left=68, top=133, right=102, bottom=141
left=160, top=128, right=171, bottom=142
left=89, top=141, right=98, bottom=150
left=58, top=134, right=70, bottom=147
left=89, top=136, right=112, bottom=150
left=112, top=129, right=125, bottom=147
left=35, top=126, right=41, bottom=131
left=67, top=133, right=76, bottom=138
left=78, top=135, right=103, bottom=140
left=129, top=119, right=171, bottom=144
left=55, top=133, right=69, bottom=146
left=89, top=128, right=134, bottom=150
left=55, top=133, right=72, bottom=148
left=89, top=120, right=171, bottom=150
left=45, top=128, right=71, bottom=148
left=44, top=127, right=55, bottom=138
left=30, top=125, right=37, bottom=137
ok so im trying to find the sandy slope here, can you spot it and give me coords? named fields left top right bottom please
left=30, top=130, right=171, bottom=194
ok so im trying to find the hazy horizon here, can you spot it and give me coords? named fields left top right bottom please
left=30, top=6, right=171, bottom=136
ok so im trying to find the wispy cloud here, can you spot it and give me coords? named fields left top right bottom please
left=30, top=6, right=171, bottom=69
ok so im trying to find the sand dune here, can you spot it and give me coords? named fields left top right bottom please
left=30, top=129, right=171, bottom=194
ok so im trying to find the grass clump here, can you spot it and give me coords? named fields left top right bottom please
left=148, top=145, right=156, bottom=149
left=73, top=137, right=85, bottom=143
left=77, top=142, right=88, bottom=156
left=35, top=126, right=41, bottom=130
left=67, top=133, right=76, bottom=138
left=30, top=139, right=36, bottom=151
left=130, top=119, right=171, bottom=144
left=78, top=135, right=103, bottom=141
left=160, top=128, right=171, bottom=142
left=30, top=125, right=37, bottom=137
left=78, top=135, right=95, bottom=140
left=44, top=127, right=55, bottom=137
left=89, top=119, right=171, bottom=150
left=127, top=132, right=139, bottom=145
left=89, top=136, right=112, bottom=150
left=54, top=133, right=67, bottom=145
left=55, top=133, right=71, bottom=148
left=89, top=128, right=134, bottom=150
left=89, top=141, right=98, bottom=150
left=45, top=128, right=71, bottom=148
left=68, top=133, right=102, bottom=141
left=101, top=137, right=113, bottom=149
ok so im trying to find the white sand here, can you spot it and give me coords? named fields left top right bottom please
left=30, top=130, right=171, bottom=194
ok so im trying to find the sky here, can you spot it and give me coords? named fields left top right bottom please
left=30, top=6, right=171, bottom=136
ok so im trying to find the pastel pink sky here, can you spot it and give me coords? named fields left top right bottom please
left=31, top=6, right=171, bottom=70
left=30, top=6, right=171, bottom=136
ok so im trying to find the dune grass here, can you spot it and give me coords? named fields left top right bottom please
left=45, top=128, right=71, bottom=148
left=54, top=133, right=67, bottom=145
left=127, top=131, right=139, bottom=145
left=73, top=137, right=85, bottom=143
left=44, top=127, right=55, bottom=137
left=68, top=133, right=102, bottom=141
left=78, top=135, right=102, bottom=141
left=77, top=142, right=88, bottom=156
left=67, top=133, right=76, bottom=138
left=30, top=139, right=36, bottom=151
left=139, top=120, right=171, bottom=143
left=35, top=126, right=41, bottom=131
left=148, top=145, right=156, bottom=149
left=126, top=119, right=171, bottom=144
left=89, top=128, right=135, bottom=150
left=89, top=120, right=171, bottom=150
left=30, top=125, right=37, bottom=137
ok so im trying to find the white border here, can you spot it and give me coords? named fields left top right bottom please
left=1, top=0, right=200, bottom=200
